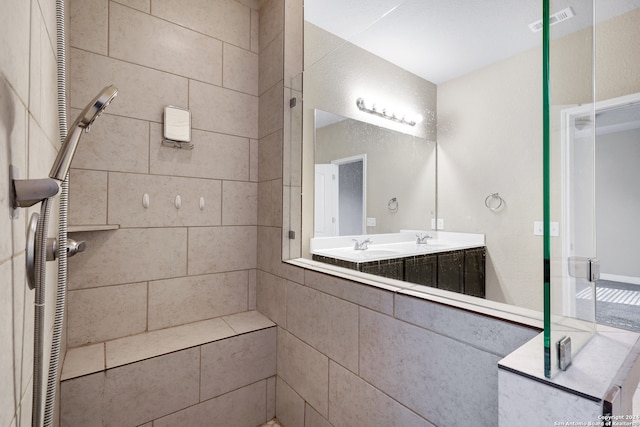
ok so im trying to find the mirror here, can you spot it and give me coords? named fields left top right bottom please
left=292, top=0, right=640, bottom=312
left=313, top=110, right=436, bottom=237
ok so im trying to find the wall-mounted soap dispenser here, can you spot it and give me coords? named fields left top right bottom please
left=162, top=105, right=193, bottom=149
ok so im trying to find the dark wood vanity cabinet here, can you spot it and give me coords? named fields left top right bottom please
left=437, top=250, right=465, bottom=293
left=312, top=247, right=486, bottom=298
left=404, top=254, right=438, bottom=287
left=463, top=247, right=486, bottom=298
left=360, top=259, right=404, bottom=280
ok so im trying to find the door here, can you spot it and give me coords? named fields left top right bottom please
left=314, top=163, right=338, bottom=237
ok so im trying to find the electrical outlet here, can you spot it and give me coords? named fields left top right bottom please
left=534, top=221, right=543, bottom=236
left=431, top=219, right=436, bottom=229
left=366, top=217, right=376, bottom=227
left=534, top=221, right=560, bottom=236
left=436, top=219, right=444, bottom=230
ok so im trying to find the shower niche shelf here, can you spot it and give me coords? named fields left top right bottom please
left=68, top=224, right=120, bottom=233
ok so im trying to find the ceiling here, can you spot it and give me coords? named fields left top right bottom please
left=305, top=0, right=640, bottom=84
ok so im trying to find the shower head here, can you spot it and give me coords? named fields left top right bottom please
left=49, top=85, right=118, bottom=181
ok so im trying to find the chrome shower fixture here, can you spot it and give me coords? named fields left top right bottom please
left=10, top=85, right=118, bottom=210
left=50, top=85, right=118, bottom=181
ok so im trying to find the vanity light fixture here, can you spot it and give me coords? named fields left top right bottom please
left=356, top=98, right=422, bottom=126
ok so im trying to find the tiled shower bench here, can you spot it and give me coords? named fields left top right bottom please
left=60, top=311, right=277, bottom=426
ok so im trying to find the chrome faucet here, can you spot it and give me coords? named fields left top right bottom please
left=416, top=233, right=432, bottom=244
left=353, top=238, right=373, bottom=250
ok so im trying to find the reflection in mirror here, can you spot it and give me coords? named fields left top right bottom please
left=292, top=0, right=640, bottom=317
left=313, top=110, right=436, bottom=237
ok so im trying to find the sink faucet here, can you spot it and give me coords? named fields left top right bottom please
left=353, top=238, right=373, bottom=250
left=416, top=233, right=432, bottom=244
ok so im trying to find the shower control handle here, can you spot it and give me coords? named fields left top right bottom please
left=46, top=238, right=87, bottom=261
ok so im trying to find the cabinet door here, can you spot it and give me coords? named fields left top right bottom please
left=360, top=260, right=404, bottom=280
left=438, top=251, right=464, bottom=293
left=405, top=255, right=438, bottom=287
left=464, top=248, right=486, bottom=298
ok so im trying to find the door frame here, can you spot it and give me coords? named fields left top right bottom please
left=561, top=91, right=640, bottom=315
left=331, top=154, right=367, bottom=235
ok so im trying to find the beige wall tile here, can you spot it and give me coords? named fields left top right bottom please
left=113, top=0, right=150, bottom=13
left=259, top=81, right=284, bottom=139
left=394, top=294, right=538, bottom=356
left=155, top=380, right=267, bottom=427
left=257, top=226, right=305, bottom=283
left=329, top=361, right=433, bottom=427
left=304, top=270, right=394, bottom=315
left=67, top=282, right=147, bottom=346
left=284, top=0, right=303, bottom=85
left=0, top=0, right=30, bottom=100
left=222, top=181, right=258, bottom=225
left=29, top=9, right=59, bottom=144
left=259, top=32, right=284, bottom=96
left=68, top=228, right=187, bottom=289
left=61, top=343, right=105, bottom=381
left=251, top=9, right=260, bottom=53
left=249, top=268, right=257, bottom=309
left=250, top=138, right=259, bottom=181
left=0, top=260, right=14, bottom=425
left=61, top=348, right=200, bottom=426
left=259, top=129, right=283, bottom=181
left=222, top=310, right=274, bottom=334
left=223, top=44, right=259, bottom=96
left=148, top=271, right=249, bottom=330
left=267, top=376, right=276, bottom=420
left=305, top=403, right=332, bottom=427
left=107, top=172, right=222, bottom=228
left=69, top=48, right=188, bottom=122
left=256, top=270, right=287, bottom=326
left=258, top=180, right=282, bottom=227
left=152, top=0, right=251, bottom=48
left=110, top=3, right=222, bottom=85
left=190, top=80, right=258, bottom=139
left=105, top=318, right=234, bottom=368
left=150, top=125, right=250, bottom=181
left=60, top=371, right=105, bottom=426
left=277, top=328, right=329, bottom=417
left=200, top=328, right=276, bottom=399
left=27, top=117, right=58, bottom=179
left=187, top=226, right=257, bottom=275
left=0, top=82, right=27, bottom=262
left=359, top=308, right=502, bottom=426
left=69, top=110, right=149, bottom=173
left=276, top=377, right=305, bottom=427
left=68, top=0, right=108, bottom=54
left=287, top=282, right=359, bottom=372
left=259, top=0, right=283, bottom=52
left=68, top=169, right=108, bottom=225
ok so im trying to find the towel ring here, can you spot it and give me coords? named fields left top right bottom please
left=388, top=197, right=399, bottom=213
left=485, top=193, right=504, bottom=212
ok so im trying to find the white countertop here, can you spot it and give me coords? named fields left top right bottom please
left=311, top=231, right=485, bottom=263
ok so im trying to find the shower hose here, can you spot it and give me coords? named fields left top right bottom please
left=31, top=0, right=69, bottom=426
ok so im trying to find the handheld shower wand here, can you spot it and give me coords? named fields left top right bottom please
left=10, top=85, right=118, bottom=208
left=49, top=85, right=118, bottom=181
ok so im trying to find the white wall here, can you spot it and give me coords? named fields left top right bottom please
left=596, top=127, right=640, bottom=278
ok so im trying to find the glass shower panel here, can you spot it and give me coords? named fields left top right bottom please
left=545, top=0, right=597, bottom=378
left=284, top=72, right=304, bottom=261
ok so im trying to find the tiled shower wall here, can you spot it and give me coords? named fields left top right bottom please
left=1, top=1, right=61, bottom=426
left=65, top=0, right=262, bottom=347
